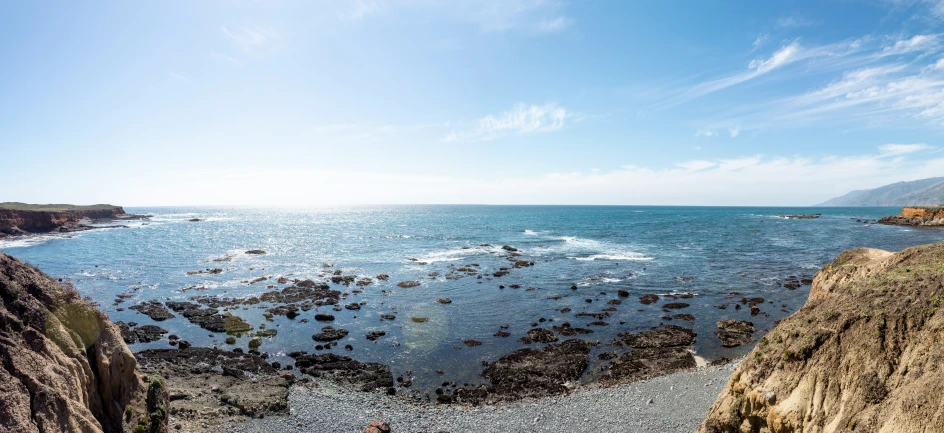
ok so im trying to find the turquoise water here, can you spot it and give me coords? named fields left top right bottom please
left=3, top=206, right=941, bottom=392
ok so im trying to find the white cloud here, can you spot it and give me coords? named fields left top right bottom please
left=446, top=103, right=576, bottom=141
left=751, top=33, right=768, bottom=52
left=675, top=160, right=717, bottom=172
left=878, top=143, right=932, bottom=155
left=728, top=127, right=740, bottom=137
left=695, top=130, right=714, bottom=137
left=129, top=148, right=944, bottom=206
left=881, top=34, right=940, bottom=56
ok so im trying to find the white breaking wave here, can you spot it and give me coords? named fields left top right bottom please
left=530, top=235, right=654, bottom=262
left=413, top=244, right=504, bottom=264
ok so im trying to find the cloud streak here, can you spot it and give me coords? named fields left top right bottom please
left=444, top=103, right=577, bottom=141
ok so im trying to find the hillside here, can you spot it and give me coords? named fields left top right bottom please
left=816, top=177, right=944, bottom=206
left=698, top=243, right=944, bottom=432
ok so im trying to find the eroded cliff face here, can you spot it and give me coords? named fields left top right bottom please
left=0, top=253, right=151, bottom=433
left=0, top=207, right=133, bottom=237
left=878, top=206, right=944, bottom=226
left=698, top=244, right=944, bottom=433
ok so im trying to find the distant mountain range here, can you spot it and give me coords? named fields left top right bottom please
left=816, top=177, right=944, bottom=206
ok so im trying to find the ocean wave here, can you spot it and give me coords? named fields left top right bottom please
left=571, top=253, right=654, bottom=261
left=523, top=230, right=538, bottom=235
left=413, top=244, right=504, bottom=264
left=536, top=235, right=654, bottom=262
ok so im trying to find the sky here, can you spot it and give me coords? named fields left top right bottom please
left=3, top=0, right=944, bottom=206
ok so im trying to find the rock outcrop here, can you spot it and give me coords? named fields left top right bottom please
left=878, top=206, right=944, bottom=226
left=0, top=252, right=153, bottom=433
left=698, top=244, right=944, bottom=433
left=0, top=203, right=147, bottom=238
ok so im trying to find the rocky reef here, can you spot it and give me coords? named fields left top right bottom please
left=0, top=203, right=148, bottom=238
left=0, top=252, right=164, bottom=433
left=878, top=206, right=944, bottom=226
left=698, top=243, right=944, bottom=432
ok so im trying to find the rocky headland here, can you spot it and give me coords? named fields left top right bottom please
left=0, top=252, right=163, bottom=433
left=698, top=243, right=944, bottom=432
left=878, top=206, right=944, bottom=226
left=0, top=203, right=149, bottom=239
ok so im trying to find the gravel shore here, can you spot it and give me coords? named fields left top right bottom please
left=229, top=362, right=738, bottom=433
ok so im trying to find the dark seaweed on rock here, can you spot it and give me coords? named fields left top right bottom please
left=448, top=339, right=593, bottom=405
left=617, top=325, right=696, bottom=348
left=289, top=352, right=394, bottom=393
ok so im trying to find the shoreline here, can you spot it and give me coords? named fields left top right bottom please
left=227, top=361, right=739, bottom=433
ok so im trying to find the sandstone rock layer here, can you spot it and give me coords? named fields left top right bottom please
left=0, top=253, right=147, bottom=433
left=699, top=244, right=944, bottom=433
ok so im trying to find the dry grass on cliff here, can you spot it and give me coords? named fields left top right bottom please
left=0, top=202, right=119, bottom=212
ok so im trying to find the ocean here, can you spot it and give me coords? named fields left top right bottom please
left=2, top=205, right=941, bottom=393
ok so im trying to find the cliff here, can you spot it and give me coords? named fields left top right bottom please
left=0, top=203, right=147, bottom=238
left=698, top=243, right=944, bottom=433
left=877, top=206, right=944, bottom=226
left=0, top=252, right=164, bottom=433
left=815, top=177, right=944, bottom=206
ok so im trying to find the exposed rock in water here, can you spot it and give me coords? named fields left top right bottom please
left=599, top=347, right=696, bottom=385
left=289, top=352, right=393, bottom=393
left=312, top=326, right=349, bottom=342
left=129, top=299, right=175, bottom=321
left=0, top=252, right=150, bottom=432
left=365, top=330, right=386, bottom=341
left=617, top=325, right=696, bottom=348
left=449, top=339, right=592, bottom=404
left=525, top=327, right=558, bottom=343
left=714, top=319, right=755, bottom=348
left=552, top=322, right=594, bottom=336
left=878, top=206, right=944, bottom=226
left=662, top=302, right=690, bottom=309
left=137, top=347, right=290, bottom=431
left=639, top=294, right=659, bottom=304
left=165, top=301, right=252, bottom=334
left=116, top=322, right=169, bottom=343
left=397, top=281, right=420, bottom=288
left=245, top=250, right=266, bottom=255
left=699, top=244, right=944, bottom=432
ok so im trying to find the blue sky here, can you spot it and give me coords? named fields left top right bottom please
left=3, top=0, right=944, bottom=205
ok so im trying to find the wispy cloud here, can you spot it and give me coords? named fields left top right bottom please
left=338, top=0, right=573, bottom=34
left=444, top=102, right=577, bottom=141
left=776, top=15, right=815, bottom=28
left=878, top=143, right=933, bottom=155
left=535, top=16, right=572, bottom=33
left=679, top=28, right=944, bottom=132
left=215, top=25, right=283, bottom=65
left=751, top=33, right=768, bottom=52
